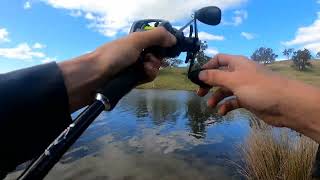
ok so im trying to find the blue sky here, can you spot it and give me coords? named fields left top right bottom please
left=0, top=0, right=319, bottom=73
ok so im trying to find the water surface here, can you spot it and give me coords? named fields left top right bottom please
left=12, top=89, right=254, bottom=180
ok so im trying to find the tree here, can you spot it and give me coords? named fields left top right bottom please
left=161, top=41, right=209, bottom=68
left=251, top=47, right=278, bottom=64
left=282, top=48, right=294, bottom=60
left=316, top=52, right=320, bottom=60
left=196, top=41, right=211, bottom=66
left=161, top=58, right=183, bottom=68
left=292, top=49, right=312, bottom=71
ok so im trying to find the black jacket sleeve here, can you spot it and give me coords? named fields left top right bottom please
left=0, top=62, right=72, bottom=178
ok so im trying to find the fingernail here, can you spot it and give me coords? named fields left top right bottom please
left=206, top=100, right=210, bottom=107
left=146, top=62, right=153, bottom=70
left=199, top=71, right=207, bottom=81
left=217, top=108, right=224, bottom=116
left=196, top=89, right=201, bottom=96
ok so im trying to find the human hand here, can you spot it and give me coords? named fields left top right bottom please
left=197, top=54, right=320, bottom=143
left=93, top=27, right=176, bottom=82
left=59, top=27, right=176, bottom=112
left=196, top=54, right=289, bottom=127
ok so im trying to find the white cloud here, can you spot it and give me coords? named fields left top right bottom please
left=223, top=10, right=248, bottom=26
left=182, top=30, right=224, bottom=41
left=42, top=0, right=247, bottom=37
left=205, top=48, right=219, bottom=56
left=0, top=43, right=45, bottom=60
left=33, top=42, right=46, bottom=49
left=85, top=12, right=95, bottom=20
left=198, top=32, right=224, bottom=41
left=0, top=30, right=53, bottom=62
left=283, top=12, right=320, bottom=52
left=0, top=28, right=10, bottom=43
left=41, top=57, right=57, bottom=64
left=304, top=42, right=320, bottom=52
left=24, top=1, right=31, bottom=10
left=241, top=32, right=255, bottom=40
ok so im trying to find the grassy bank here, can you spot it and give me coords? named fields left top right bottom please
left=138, top=60, right=320, bottom=90
left=268, top=60, right=320, bottom=87
left=138, top=67, right=198, bottom=91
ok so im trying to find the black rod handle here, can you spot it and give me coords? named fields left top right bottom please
left=188, top=69, right=212, bottom=89
left=98, top=61, right=146, bottom=110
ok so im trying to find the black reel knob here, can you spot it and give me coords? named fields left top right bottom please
left=188, top=69, right=212, bottom=89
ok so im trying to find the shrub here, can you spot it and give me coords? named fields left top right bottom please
left=239, top=120, right=317, bottom=180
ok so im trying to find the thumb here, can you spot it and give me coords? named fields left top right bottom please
left=132, top=27, right=177, bottom=49
left=199, top=69, right=233, bottom=88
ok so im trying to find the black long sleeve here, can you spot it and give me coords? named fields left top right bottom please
left=0, top=62, right=72, bottom=178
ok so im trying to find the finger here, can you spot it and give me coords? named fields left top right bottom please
left=202, top=54, right=238, bottom=69
left=145, top=54, right=161, bottom=69
left=218, top=99, right=240, bottom=116
left=132, top=27, right=177, bottom=49
left=197, top=88, right=210, bottom=97
left=207, top=88, right=234, bottom=108
left=143, top=54, right=161, bottom=82
left=199, top=69, right=233, bottom=88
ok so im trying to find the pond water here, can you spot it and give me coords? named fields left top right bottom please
left=11, top=89, right=255, bottom=180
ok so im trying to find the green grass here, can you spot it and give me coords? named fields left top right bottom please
left=138, top=60, right=320, bottom=90
left=267, top=60, right=320, bottom=87
left=138, top=67, right=198, bottom=91
left=239, top=119, right=317, bottom=180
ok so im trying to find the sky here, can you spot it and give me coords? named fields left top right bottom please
left=0, top=0, right=319, bottom=73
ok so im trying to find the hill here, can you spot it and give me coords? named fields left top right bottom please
left=138, top=60, right=320, bottom=90
left=267, top=60, right=320, bottom=87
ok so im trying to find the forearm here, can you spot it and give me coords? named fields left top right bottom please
left=279, top=78, right=320, bottom=142
left=58, top=52, right=108, bottom=112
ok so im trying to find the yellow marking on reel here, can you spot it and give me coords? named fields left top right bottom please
left=143, top=26, right=155, bottom=31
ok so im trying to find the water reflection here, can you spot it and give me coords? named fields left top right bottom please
left=124, top=89, right=223, bottom=138
left=122, top=90, right=180, bottom=125
left=7, top=89, right=252, bottom=180
left=146, top=96, right=179, bottom=125
left=185, top=93, right=222, bottom=138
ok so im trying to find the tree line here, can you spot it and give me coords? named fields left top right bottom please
left=161, top=41, right=317, bottom=72
left=251, top=47, right=314, bottom=71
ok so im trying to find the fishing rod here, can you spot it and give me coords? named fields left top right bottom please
left=17, top=6, right=221, bottom=180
